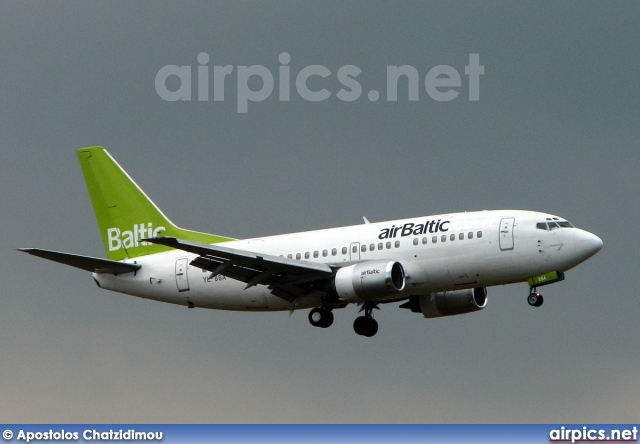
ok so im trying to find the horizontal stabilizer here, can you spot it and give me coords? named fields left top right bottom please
left=17, top=248, right=141, bottom=274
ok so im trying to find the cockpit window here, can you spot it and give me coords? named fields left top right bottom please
left=538, top=220, right=574, bottom=230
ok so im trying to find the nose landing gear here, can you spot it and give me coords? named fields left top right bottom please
left=527, top=288, right=544, bottom=307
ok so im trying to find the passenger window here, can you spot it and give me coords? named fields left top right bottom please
left=477, top=231, right=483, bottom=238
left=361, top=244, right=367, bottom=252
left=352, top=245, right=358, bottom=253
left=342, top=247, right=347, bottom=255
left=395, top=240, right=400, bottom=248
left=413, top=238, right=419, bottom=246
left=370, top=244, right=375, bottom=251
left=422, top=237, right=428, bottom=244
left=536, top=222, right=548, bottom=230
left=287, top=254, right=292, bottom=259
left=386, top=242, right=391, bottom=249
left=468, top=232, right=473, bottom=239
left=450, top=234, right=455, bottom=241
left=459, top=233, right=464, bottom=240
left=441, top=235, right=447, bottom=242
left=296, top=253, right=301, bottom=260
left=305, top=252, right=310, bottom=259
left=332, top=248, right=337, bottom=256
left=432, top=236, right=437, bottom=243
left=313, top=251, right=319, bottom=258
left=322, top=249, right=328, bottom=257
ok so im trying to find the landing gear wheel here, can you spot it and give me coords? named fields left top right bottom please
left=527, top=292, right=544, bottom=307
left=353, top=302, right=380, bottom=337
left=353, top=316, right=378, bottom=337
left=308, top=308, right=334, bottom=328
left=534, top=295, right=543, bottom=307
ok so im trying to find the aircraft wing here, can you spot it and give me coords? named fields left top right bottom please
left=146, top=237, right=334, bottom=301
left=17, top=248, right=141, bottom=274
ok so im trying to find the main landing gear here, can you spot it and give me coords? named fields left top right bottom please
left=308, top=302, right=380, bottom=337
left=353, top=302, right=379, bottom=337
left=527, top=288, right=544, bottom=307
left=308, top=307, right=334, bottom=328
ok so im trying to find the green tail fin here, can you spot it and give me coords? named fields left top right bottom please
left=78, top=146, right=234, bottom=260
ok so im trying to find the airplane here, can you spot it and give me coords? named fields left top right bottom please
left=19, top=146, right=603, bottom=337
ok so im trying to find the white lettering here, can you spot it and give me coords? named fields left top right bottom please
left=153, top=226, right=166, bottom=237
left=336, top=65, right=362, bottom=102
left=154, top=65, right=191, bottom=101
left=122, top=230, right=134, bottom=249
left=197, top=52, right=209, bottom=101
left=296, top=65, right=331, bottom=102
left=465, top=53, right=484, bottom=101
left=106, top=224, right=166, bottom=251
left=425, top=65, right=461, bottom=101
left=387, top=65, right=419, bottom=101
left=237, top=65, right=275, bottom=113
left=107, top=228, right=121, bottom=251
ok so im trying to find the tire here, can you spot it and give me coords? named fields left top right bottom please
left=363, top=318, right=378, bottom=337
left=353, top=316, right=378, bottom=337
left=353, top=316, right=368, bottom=335
left=527, top=293, right=542, bottom=307
left=534, top=295, right=544, bottom=307
left=309, top=308, right=333, bottom=328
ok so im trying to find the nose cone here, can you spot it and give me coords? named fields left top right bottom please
left=574, top=229, right=603, bottom=260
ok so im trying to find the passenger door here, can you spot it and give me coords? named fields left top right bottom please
left=175, top=258, right=190, bottom=292
left=499, top=217, right=515, bottom=251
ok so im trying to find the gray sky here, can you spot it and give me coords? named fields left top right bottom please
left=2, top=1, right=639, bottom=422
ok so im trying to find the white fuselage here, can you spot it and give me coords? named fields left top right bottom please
left=94, top=210, right=602, bottom=311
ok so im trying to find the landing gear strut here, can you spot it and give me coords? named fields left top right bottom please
left=308, top=307, right=334, bottom=328
left=353, top=302, right=379, bottom=337
left=527, top=288, right=544, bottom=307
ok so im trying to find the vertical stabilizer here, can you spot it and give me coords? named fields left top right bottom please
left=77, top=146, right=233, bottom=260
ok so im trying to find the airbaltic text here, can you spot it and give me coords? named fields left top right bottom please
left=378, top=218, right=494, bottom=239
left=361, top=269, right=380, bottom=275
left=107, top=223, right=166, bottom=251
left=379, top=220, right=450, bottom=239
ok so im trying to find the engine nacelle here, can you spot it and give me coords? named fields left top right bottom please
left=333, top=260, right=406, bottom=302
left=414, top=287, right=487, bottom=318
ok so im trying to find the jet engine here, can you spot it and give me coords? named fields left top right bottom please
left=333, top=260, right=405, bottom=302
left=400, top=287, right=487, bottom=318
